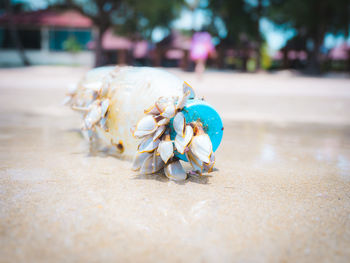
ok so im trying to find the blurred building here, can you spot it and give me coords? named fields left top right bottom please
left=0, top=9, right=94, bottom=65
left=0, top=9, right=150, bottom=66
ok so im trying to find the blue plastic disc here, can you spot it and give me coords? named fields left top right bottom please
left=170, top=99, right=224, bottom=162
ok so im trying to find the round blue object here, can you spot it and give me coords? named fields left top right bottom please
left=170, top=99, right=224, bottom=162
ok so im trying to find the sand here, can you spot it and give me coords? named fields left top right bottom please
left=0, top=66, right=349, bottom=262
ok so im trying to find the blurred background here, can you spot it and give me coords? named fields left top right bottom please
left=0, top=0, right=349, bottom=74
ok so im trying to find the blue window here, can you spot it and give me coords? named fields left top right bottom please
left=49, top=29, right=92, bottom=51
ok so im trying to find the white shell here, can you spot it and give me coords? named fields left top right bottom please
left=183, top=82, right=195, bottom=99
left=173, top=112, right=185, bottom=136
left=157, top=140, right=174, bottom=163
left=144, top=105, right=160, bottom=115
left=186, top=150, right=203, bottom=174
left=157, top=117, right=170, bottom=126
left=99, top=117, right=107, bottom=129
left=204, top=153, right=215, bottom=172
left=85, top=103, right=102, bottom=129
left=100, top=99, right=110, bottom=117
left=132, top=152, right=151, bottom=171
left=190, top=134, right=212, bottom=164
left=152, top=126, right=166, bottom=141
left=175, top=125, right=193, bottom=154
left=164, top=161, right=187, bottom=181
left=176, top=90, right=190, bottom=110
left=161, top=103, right=176, bottom=119
left=152, top=152, right=165, bottom=173
left=140, top=154, right=154, bottom=174
left=133, top=115, right=157, bottom=138
left=138, top=136, right=160, bottom=153
left=135, top=115, right=157, bottom=132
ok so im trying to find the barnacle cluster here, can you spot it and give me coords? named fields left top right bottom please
left=63, top=70, right=116, bottom=147
left=65, top=66, right=217, bottom=181
left=132, top=84, right=215, bottom=181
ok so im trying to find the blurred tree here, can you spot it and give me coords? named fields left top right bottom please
left=4, top=0, right=30, bottom=65
left=268, top=0, right=350, bottom=73
left=208, top=0, right=266, bottom=71
left=55, top=0, right=183, bottom=66
left=115, top=0, right=183, bottom=41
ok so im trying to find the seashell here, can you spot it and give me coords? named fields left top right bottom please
left=71, top=105, right=89, bottom=112
left=190, top=134, right=212, bottom=164
left=173, top=112, right=185, bottom=137
left=164, top=160, right=187, bottom=181
left=186, top=149, right=203, bottom=174
left=183, top=81, right=195, bottom=98
left=175, top=125, right=193, bottom=154
left=155, top=97, right=174, bottom=113
left=157, top=140, right=174, bottom=163
left=152, top=125, right=166, bottom=141
left=85, top=103, right=102, bottom=129
left=152, top=151, right=165, bottom=173
left=138, top=136, right=160, bottom=153
left=176, top=89, right=190, bottom=110
left=157, top=116, right=170, bottom=126
left=99, top=117, right=107, bottom=130
left=140, top=153, right=154, bottom=174
left=133, top=115, right=157, bottom=138
left=132, top=152, right=151, bottom=171
left=204, top=153, right=215, bottom=172
left=99, top=83, right=110, bottom=97
left=144, top=105, right=160, bottom=115
left=100, top=99, right=110, bottom=117
left=160, top=103, right=176, bottom=119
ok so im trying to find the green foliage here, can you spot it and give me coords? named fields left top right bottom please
left=261, top=43, right=271, bottom=70
left=208, top=0, right=258, bottom=43
left=247, top=58, right=256, bottom=72
left=63, top=35, right=82, bottom=53
left=115, top=0, right=184, bottom=40
left=268, top=0, right=349, bottom=72
left=268, top=0, right=349, bottom=37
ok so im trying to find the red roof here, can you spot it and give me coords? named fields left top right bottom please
left=0, top=9, right=92, bottom=28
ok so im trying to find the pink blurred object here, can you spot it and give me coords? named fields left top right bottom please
left=87, top=29, right=133, bottom=50
left=273, top=51, right=283, bottom=60
left=133, top=41, right=149, bottom=59
left=329, top=43, right=350, bottom=60
left=165, top=49, right=184, bottom=60
left=298, top=51, right=307, bottom=60
left=190, top=32, right=214, bottom=61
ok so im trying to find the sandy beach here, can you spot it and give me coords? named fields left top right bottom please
left=0, top=66, right=349, bottom=262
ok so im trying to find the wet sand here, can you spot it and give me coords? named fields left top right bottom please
left=0, top=66, right=350, bottom=262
